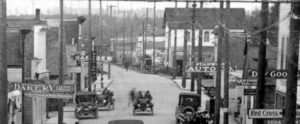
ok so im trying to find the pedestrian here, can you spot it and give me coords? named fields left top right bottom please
left=128, top=87, right=136, bottom=107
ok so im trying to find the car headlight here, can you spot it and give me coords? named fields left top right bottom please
left=88, top=105, right=93, bottom=109
left=137, top=104, right=140, bottom=107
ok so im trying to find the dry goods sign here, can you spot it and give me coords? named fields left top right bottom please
left=248, top=70, right=300, bottom=79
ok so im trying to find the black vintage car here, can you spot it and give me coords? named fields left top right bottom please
left=74, top=91, right=98, bottom=119
left=133, top=91, right=154, bottom=115
left=96, top=93, right=115, bottom=111
left=175, top=93, right=201, bottom=124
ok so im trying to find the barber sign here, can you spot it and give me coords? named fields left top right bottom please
left=248, top=109, right=283, bottom=119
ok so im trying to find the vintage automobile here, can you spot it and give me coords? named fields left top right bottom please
left=74, top=91, right=98, bottom=119
left=133, top=91, right=154, bottom=115
left=175, top=93, right=201, bottom=124
left=108, top=119, right=144, bottom=124
left=96, top=92, right=115, bottom=111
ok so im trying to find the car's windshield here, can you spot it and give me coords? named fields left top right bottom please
left=76, top=95, right=95, bottom=103
left=180, top=96, right=200, bottom=106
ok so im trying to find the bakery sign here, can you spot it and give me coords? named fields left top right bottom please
left=8, top=82, right=74, bottom=99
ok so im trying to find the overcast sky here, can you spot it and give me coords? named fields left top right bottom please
left=8, top=0, right=261, bottom=16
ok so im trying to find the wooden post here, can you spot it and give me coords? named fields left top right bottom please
left=254, top=2, right=268, bottom=124
left=58, top=0, right=65, bottom=123
left=223, top=1, right=230, bottom=124
left=152, top=1, right=156, bottom=73
left=284, top=3, right=300, bottom=124
left=191, top=1, right=196, bottom=92
left=0, top=0, right=7, bottom=124
left=214, top=2, right=224, bottom=124
left=173, top=0, right=178, bottom=80
left=197, top=1, right=204, bottom=105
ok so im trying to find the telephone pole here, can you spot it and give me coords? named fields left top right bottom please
left=173, top=0, right=178, bottom=80
left=197, top=0, right=203, bottom=104
left=142, top=20, right=145, bottom=58
left=130, top=22, right=133, bottom=65
left=284, top=3, right=300, bottom=124
left=152, top=1, right=156, bottom=73
left=123, top=11, right=126, bottom=64
left=99, top=0, right=103, bottom=56
left=182, top=1, right=188, bottom=88
left=145, top=8, right=148, bottom=57
left=223, top=1, right=230, bottom=124
left=0, top=0, right=7, bottom=124
left=214, top=1, right=224, bottom=124
left=58, top=0, right=65, bottom=123
left=254, top=2, right=268, bottom=124
left=191, top=1, right=196, bottom=92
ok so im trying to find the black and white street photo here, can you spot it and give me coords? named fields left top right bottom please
left=0, top=0, right=300, bottom=124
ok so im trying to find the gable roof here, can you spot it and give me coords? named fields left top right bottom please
left=163, top=8, right=246, bottom=29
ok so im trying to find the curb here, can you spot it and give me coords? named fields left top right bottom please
left=104, top=79, right=114, bottom=89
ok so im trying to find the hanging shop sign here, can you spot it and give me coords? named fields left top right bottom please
left=229, top=78, right=257, bottom=86
left=185, top=62, right=236, bottom=72
left=244, top=89, right=256, bottom=95
left=248, top=70, right=300, bottom=79
left=248, top=109, right=283, bottom=119
left=74, top=55, right=112, bottom=62
left=8, top=82, right=74, bottom=99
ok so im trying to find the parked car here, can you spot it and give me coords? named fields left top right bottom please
left=108, top=119, right=144, bottom=124
left=96, top=92, right=115, bottom=111
left=175, top=93, right=201, bottom=124
left=74, top=91, right=98, bottom=119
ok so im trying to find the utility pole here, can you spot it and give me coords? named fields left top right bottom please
left=254, top=2, right=268, bottom=124
left=152, top=1, right=156, bottom=73
left=0, top=0, right=7, bottom=124
left=123, top=11, right=126, bottom=65
left=214, top=1, right=224, bottom=124
left=142, top=20, right=145, bottom=58
left=58, top=0, right=65, bottom=123
left=191, top=1, right=196, bottom=92
left=115, top=26, right=118, bottom=64
left=223, top=1, right=230, bottom=124
left=197, top=0, right=203, bottom=104
left=88, top=0, right=92, bottom=91
left=145, top=8, right=148, bottom=57
left=173, top=0, right=178, bottom=80
left=182, top=1, right=189, bottom=88
left=284, top=3, right=300, bottom=124
left=99, top=0, right=103, bottom=56
left=130, top=22, right=133, bottom=65
left=167, top=27, right=171, bottom=63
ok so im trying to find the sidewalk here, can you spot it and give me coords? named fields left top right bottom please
left=46, top=74, right=113, bottom=124
left=172, top=77, right=240, bottom=124
left=46, top=109, right=78, bottom=124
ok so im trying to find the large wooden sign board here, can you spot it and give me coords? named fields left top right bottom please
left=8, top=82, right=74, bottom=99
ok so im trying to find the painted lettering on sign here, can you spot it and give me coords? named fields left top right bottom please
left=229, top=78, right=257, bottom=86
left=248, top=70, right=300, bottom=79
left=248, top=109, right=283, bottom=119
left=9, top=82, right=74, bottom=93
left=186, top=66, right=236, bottom=72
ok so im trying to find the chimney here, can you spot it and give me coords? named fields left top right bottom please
left=35, top=9, right=40, bottom=20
